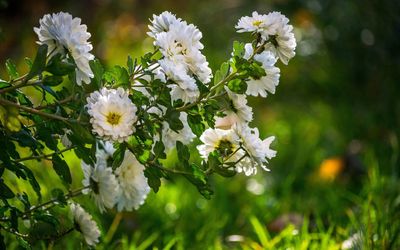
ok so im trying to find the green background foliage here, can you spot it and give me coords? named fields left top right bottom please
left=0, top=0, right=399, bottom=249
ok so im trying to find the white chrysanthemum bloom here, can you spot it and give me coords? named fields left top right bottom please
left=86, top=87, right=138, bottom=142
left=159, top=59, right=200, bottom=104
left=147, top=11, right=182, bottom=38
left=81, top=159, right=119, bottom=213
left=224, top=87, right=253, bottom=125
left=161, top=112, right=196, bottom=151
left=243, top=43, right=281, bottom=97
left=234, top=124, right=276, bottom=170
left=115, top=150, right=150, bottom=211
left=34, top=12, right=94, bottom=85
left=152, top=12, right=212, bottom=86
left=70, top=203, right=100, bottom=246
left=236, top=11, right=269, bottom=38
left=262, top=12, right=296, bottom=65
left=96, top=140, right=115, bottom=164
left=197, top=128, right=241, bottom=161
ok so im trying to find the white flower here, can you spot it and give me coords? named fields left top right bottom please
left=81, top=158, right=119, bottom=212
left=236, top=12, right=296, bottom=65
left=243, top=43, right=280, bottom=97
left=115, top=150, right=150, bottom=211
left=234, top=124, right=276, bottom=170
left=262, top=12, right=296, bottom=65
left=197, top=128, right=241, bottom=161
left=34, top=12, right=94, bottom=85
left=158, top=58, right=200, bottom=104
left=70, top=203, right=100, bottom=246
left=152, top=12, right=212, bottom=86
left=96, top=140, right=115, bottom=163
left=147, top=11, right=182, bottom=39
left=236, top=11, right=268, bottom=37
left=224, top=87, right=253, bottom=125
left=161, top=112, right=196, bottom=151
left=86, top=87, right=138, bottom=142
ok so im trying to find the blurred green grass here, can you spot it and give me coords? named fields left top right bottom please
left=1, top=0, right=400, bottom=249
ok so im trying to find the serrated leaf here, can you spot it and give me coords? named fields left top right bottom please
left=5, top=59, right=19, bottom=80
left=90, top=59, right=104, bottom=88
left=153, top=140, right=166, bottom=160
left=176, top=141, right=190, bottom=162
left=51, top=188, right=66, bottom=205
left=27, top=44, right=48, bottom=80
left=45, top=54, right=75, bottom=76
left=144, top=166, right=163, bottom=193
left=69, top=123, right=95, bottom=144
left=233, top=41, right=245, bottom=57
left=187, top=113, right=205, bottom=137
left=127, top=55, right=134, bottom=74
left=16, top=236, right=31, bottom=250
left=103, top=65, right=129, bottom=87
left=165, top=109, right=183, bottom=132
left=42, top=75, right=63, bottom=86
left=0, top=179, right=14, bottom=199
left=112, top=144, right=126, bottom=169
left=52, top=154, right=72, bottom=185
left=15, top=162, right=41, bottom=199
left=34, top=213, right=59, bottom=228
left=227, top=79, right=247, bottom=94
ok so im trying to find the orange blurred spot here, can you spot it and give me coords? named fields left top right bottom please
left=318, top=157, right=344, bottom=181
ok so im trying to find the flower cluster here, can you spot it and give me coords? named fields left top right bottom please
left=236, top=11, right=296, bottom=65
left=34, top=12, right=94, bottom=84
left=82, top=141, right=150, bottom=213
left=11, top=9, right=296, bottom=247
left=149, top=11, right=212, bottom=103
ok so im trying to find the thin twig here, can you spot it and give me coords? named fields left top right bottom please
left=14, top=146, right=76, bottom=163
left=0, top=98, right=78, bottom=123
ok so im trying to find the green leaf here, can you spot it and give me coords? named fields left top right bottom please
left=27, top=44, right=48, bottom=80
left=144, top=166, right=163, bottom=193
left=0, top=232, right=6, bottom=250
left=52, top=154, right=72, bottom=185
left=187, top=113, right=205, bottom=137
left=0, top=180, right=14, bottom=199
left=165, top=109, right=183, bottom=132
left=112, top=143, right=126, bottom=170
left=213, top=61, right=230, bottom=85
left=103, top=65, right=129, bottom=87
left=51, top=188, right=67, bottom=205
left=127, top=55, right=134, bottom=74
left=0, top=80, right=10, bottom=89
left=42, top=75, right=63, bottom=86
left=24, top=57, right=33, bottom=69
left=90, top=59, right=104, bottom=88
left=227, top=79, right=247, bottom=94
left=233, top=41, right=245, bottom=57
left=153, top=140, right=166, bottom=160
left=176, top=141, right=190, bottom=162
left=5, top=59, right=19, bottom=80
left=69, top=123, right=95, bottom=144
left=16, top=236, right=31, bottom=250
left=191, top=163, right=206, bottom=184
left=45, top=54, right=75, bottom=76
left=15, top=162, right=41, bottom=199
left=34, top=213, right=60, bottom=228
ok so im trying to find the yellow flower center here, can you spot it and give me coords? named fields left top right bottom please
left=216, top=139, right=235, bottom=157
left=252, top=20, right=263, bottom=27
left=106, top=112, right=122, bottom=125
